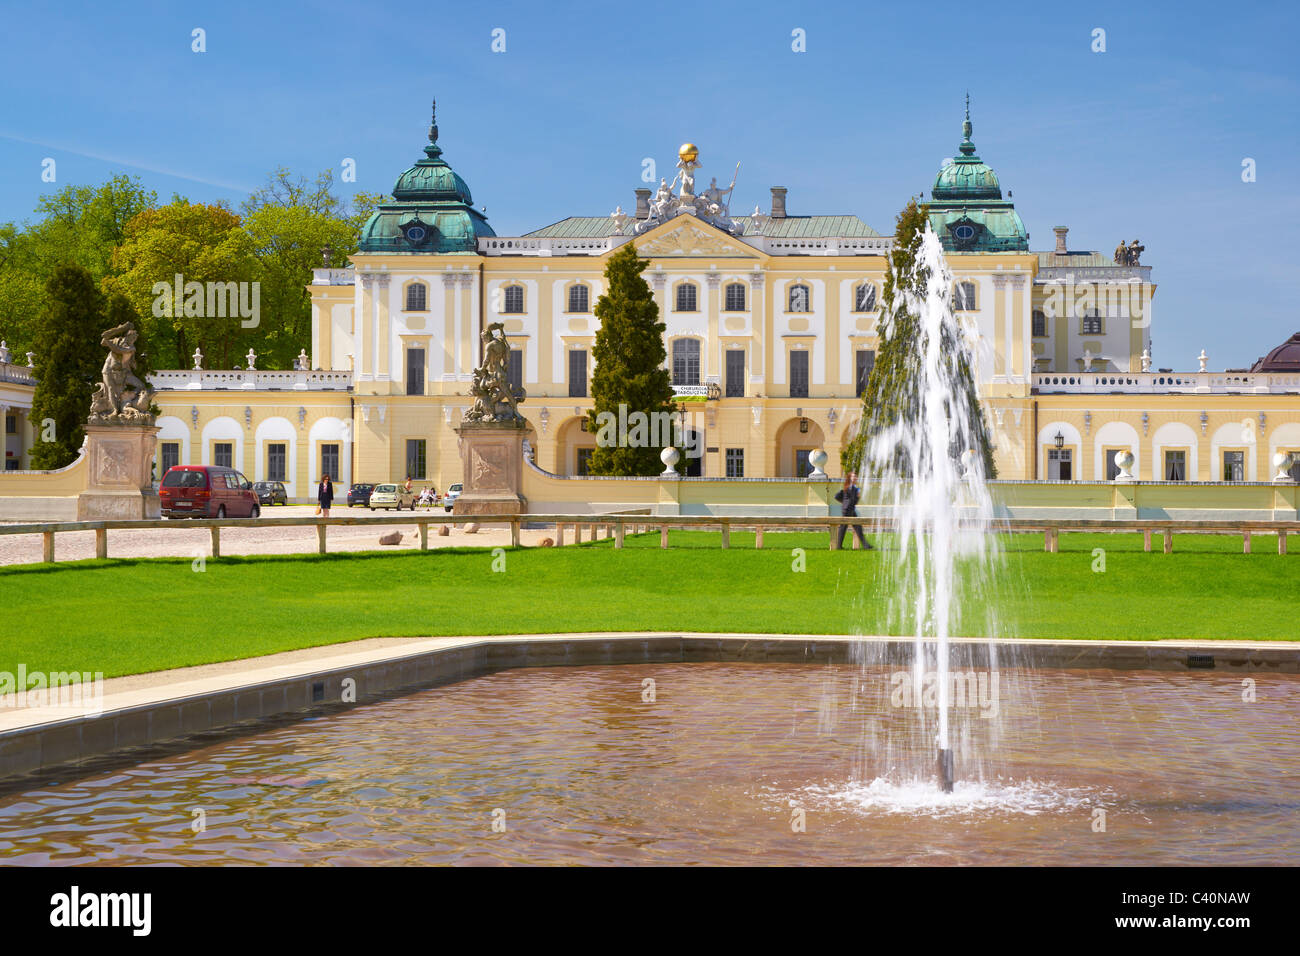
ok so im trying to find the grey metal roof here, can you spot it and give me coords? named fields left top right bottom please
left=1035, top=251, right=1113, bottom=268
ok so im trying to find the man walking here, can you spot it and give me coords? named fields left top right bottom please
left=833, top=472, right=873, bottom=550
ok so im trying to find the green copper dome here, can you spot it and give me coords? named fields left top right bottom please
left=927, top=97, right=1028, bottom=253
left=357, top=101, right=494, bottom=255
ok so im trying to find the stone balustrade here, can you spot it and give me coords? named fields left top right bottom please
left=149, top=369, right=353, bottom=391
left=1032, top=371, right=1300, bottom=394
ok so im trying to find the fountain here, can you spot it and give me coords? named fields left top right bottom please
left=855, top=221, right=1001, bottom=795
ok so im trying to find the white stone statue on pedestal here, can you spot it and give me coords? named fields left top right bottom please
left=1140, top=347, right=1151, bottom=372
left=192, top=348, right=204, bottom=370
left=1198, top=349, right=1208, bottom=373
left=246, top=349, right=257, bottom=371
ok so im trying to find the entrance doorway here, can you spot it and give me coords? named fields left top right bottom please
left=1047, top=448, right=1072, bottom=480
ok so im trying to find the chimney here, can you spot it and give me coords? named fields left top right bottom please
left=634, top=188, right=651, bottom=219
left=770, top=187, right=787, bottom=219
left=1053, top=226, right=1068, bottom=254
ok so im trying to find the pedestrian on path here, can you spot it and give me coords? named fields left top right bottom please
left=833, top=472, right=872, bottom=550
left=317, top=474, right=334, bottom=518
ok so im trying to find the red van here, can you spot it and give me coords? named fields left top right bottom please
left=159, top=465, right=261, bottom=518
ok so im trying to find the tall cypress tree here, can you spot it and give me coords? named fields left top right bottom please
left=29, top=264, right=105, bottom=469
left=842, top=198, right=997, bottom=478
left=586, top=243, right=676, bottom=475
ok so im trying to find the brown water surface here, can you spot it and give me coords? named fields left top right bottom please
left=0, top=662, right=1294, bottom=865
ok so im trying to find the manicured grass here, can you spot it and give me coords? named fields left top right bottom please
left=1, top=530, right=1296, bottom=679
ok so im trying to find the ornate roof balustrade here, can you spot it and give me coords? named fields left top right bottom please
left=149, top=370, right=353, bottom=391
left=311, top=268, right=357, bottom=286
left=0, top=362, right=36, bottom=386
left=1032, top=371, right=1300, bottom=394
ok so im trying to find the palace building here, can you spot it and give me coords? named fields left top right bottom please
left=5, top=100, right=1300, bottom=496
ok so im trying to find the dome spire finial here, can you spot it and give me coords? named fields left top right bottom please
left=425, top=98, right=443, bottom=159
left=960, top=92, right=975, bottom=155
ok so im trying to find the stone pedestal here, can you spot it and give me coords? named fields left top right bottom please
left=453, top=420, right=527, bottom=516
left=77, top=424, right=160, bottom=520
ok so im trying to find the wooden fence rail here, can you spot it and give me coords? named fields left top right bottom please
left=1, top=511, right=1296, bottom=563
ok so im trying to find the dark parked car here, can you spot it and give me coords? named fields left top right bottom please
left=253, top=481, right=288, bottom=506
left=159, top=465, right=260, bottom=518
left=347, top=482, right=375, bottom=507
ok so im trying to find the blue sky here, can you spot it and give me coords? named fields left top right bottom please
left=1, top=0, right=1296, bottom=370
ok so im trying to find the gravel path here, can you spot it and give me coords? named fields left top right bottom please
left=0, top=506, right=569, bottom=566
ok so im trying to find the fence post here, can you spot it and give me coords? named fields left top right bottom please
left=660, top=525, right=669, bottom=549
left=420, top=522, right=429, bottom=550
left=42, top=531, right=54, bottom=563
left=1163, top=530, right=1173, bottom=554
left=1279, top=530, right=1288, bottom=556
left=95, top=526, right=107, bottom=560
left=317, top=523, right=327, bottom=555
left=211, top=525, right=221, bottom=559
left=1243, top=530, right=1252, bottom=555
left=720, top=519, right=730, bottom=550
left=755, top=527, right=764, bottom=549
left=829, top=519, right=839, bottom=550
left=615, top=521, right=625, bottom=549
left=556, top=523, right=565, bottom=547
left=1143, top=530, right=1153, bottom=553
left=511, top=519, right=520, bottom=547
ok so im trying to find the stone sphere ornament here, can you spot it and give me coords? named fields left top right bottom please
left=1114, top=450, right=1136, bottom=482
left=660, top=446, right=681, bottom=477
left=808, top=448, right=829, bottom=479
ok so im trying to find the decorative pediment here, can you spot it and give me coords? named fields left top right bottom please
left=634, top=219, right=757, bottom=259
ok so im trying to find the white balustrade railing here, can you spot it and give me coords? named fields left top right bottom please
left=150, top=370, right=353, bottom=391
left=0, top=363, right=36, bottom=386
left=310, top=268, right=356, bottom=285
left=1032, top=371, right=1300, bottom=394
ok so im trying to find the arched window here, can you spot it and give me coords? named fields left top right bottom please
left=502, top=285, right=525, bottom=314
left=854, top=283, right=877, bottom=312
left=724, top=282, right=746, bottom=311
left=954, top=281, right=977, bottom=311
left=788, top=284, right=810, bottom=312
left=567, top=284, right=589, bottom=313
left=672, top=338, right=700, bottom=385
left=1032, top=310, right=1047, bottom=337
left=676, top=282, right=698, bottom=312
left=405, top=282, right=427, bottom=311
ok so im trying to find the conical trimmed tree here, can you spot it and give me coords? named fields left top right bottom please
left=29, top=264, right=106, bottom=469
left=842, top=198, right=997, bottom=478
left=586, top=243, right=676, bottom=475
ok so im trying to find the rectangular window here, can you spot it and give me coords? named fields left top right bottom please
left=406, top=347, right=425, bottom=396
left=725, top=349, right=745, bottom=398
left=954, top=282, right=976, bottom=311
left=1081, top=313, right=1103, bottom=335
left=855, top=349, right=875, bottom=398
left=673, top=339, right=700, bottom=386
left=405, top=439, right=426, bottom=480
left=789, top=350, right=809, bottom=398
left=1223, top=450, right=1245, bottom=482
left=507, top=348, right=523, bottom=393
left=405, top=283, right=427, bottom=311
left=320, top=443, right=340, bottom=481
left=676, top=283, right=697, bottom=312
left=267, top=443, right=286, bottom=482
left=567, top=285, right=589, bottom=313
left=855, top=284, right=877, bottom=312
left=724, top=284, right=745, bottom=311
left=503, top=286, right=524, bottom=313
left=576, top=447, right=593, bottom=476
left=214, top=442, right=233, bottom=468
left=1032, top=311, right=1047, bottom=337
left=794, top=447, right=814, bottom=478
left=161, top=442, right=180, bottom=475
left=4, top=414, right=15, bottom=435
left=1164, top=450, right=1186, bottom=481
left=568, top=349, right=588, bottom=398
left=725, top=448, right=744, bottom=478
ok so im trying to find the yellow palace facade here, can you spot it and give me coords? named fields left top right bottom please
left=17, top=101, right=1288, bottom=499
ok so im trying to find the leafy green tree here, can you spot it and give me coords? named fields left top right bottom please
left=586, top=243, right=676, bottom=475
left=28, top=265, right=105, bottom=469
left=105, top=200, right=259, bottom=369
left=842, top=198, right=997, bottom=478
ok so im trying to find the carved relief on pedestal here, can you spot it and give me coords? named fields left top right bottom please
left=95, top=441, right=133, bottom=485
left=470, top=444, right=509, bottom=491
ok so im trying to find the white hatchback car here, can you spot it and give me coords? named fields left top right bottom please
left=443, top=483, right=463, bottom=512
left=369, top=483, right=416, bottom=510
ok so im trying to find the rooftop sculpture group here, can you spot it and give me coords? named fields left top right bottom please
left=1113, top=238, right=1145, bottom=266
left=620, top=144, right=743, bottom=236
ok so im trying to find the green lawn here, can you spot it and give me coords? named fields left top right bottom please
left=1, top=531, right=1296, bottom=678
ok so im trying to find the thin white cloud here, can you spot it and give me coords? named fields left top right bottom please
left=0, top=131, right=252, bottom=194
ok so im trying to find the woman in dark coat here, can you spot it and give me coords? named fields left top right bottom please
left=833, top=472, right=872, bottom=550
left=317, top=474, right=334, bottom=517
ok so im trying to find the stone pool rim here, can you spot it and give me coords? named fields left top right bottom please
left=2, top=632, right=1296, bottom=782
